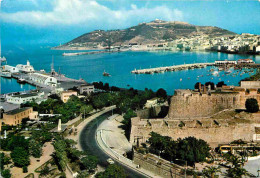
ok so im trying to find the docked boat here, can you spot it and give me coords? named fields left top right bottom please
left=103, top=70, right=111, bottom=77
left=17, top=78, right=26, bottom=84
left=0, top=71, right=11, bottom=78
left=212, top=71, right=219, bottom=76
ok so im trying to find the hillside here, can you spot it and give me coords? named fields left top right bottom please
left=61, top=19, right=237, bottom=48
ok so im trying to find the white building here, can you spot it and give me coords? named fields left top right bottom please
left=237, top=58, right=254, bottom=64
left=2, top=65, right=19, bottom=73
left=78, top=84, right=94, bottom=95
left=6, top=92, right=45, bottom=105
left=16, top=60, right=34, bottom=73
left=215, top=60, right=237, bottom=65
left=29, top=73, right=57, bottom=87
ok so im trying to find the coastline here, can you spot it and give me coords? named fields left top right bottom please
left=52, top=46, right=260, bottom=55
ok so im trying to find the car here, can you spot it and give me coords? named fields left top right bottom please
left=107, top=158, right=115, bottom=164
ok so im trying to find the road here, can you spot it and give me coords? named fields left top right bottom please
left=79, top=111, right=146, bottom=178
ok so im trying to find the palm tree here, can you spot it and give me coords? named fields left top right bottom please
left=227, top=167, right=248, bottom=178
left=202, top=166, right=221, bottom=178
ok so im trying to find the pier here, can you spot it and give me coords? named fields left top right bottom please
left=62, top=50, right=121, bottom=56
left=131, top=63, right=214, bottom=74
left=131, top=62, right=260, bottom=75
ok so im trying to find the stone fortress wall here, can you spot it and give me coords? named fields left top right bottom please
left=169, top=90, right=240, bottom=119
left=168, top=82, right=260, bottom=119
left=130, top=81, right=260, bottom=147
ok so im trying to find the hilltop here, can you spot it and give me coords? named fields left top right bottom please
left=57, top=19, right=237, bottom=49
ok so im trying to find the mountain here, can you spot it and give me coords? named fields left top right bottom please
left=60, top=19, right=237, bottom=48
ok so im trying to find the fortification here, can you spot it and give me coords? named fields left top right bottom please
left=169, top=90, right=240, bottom=119
left=130, top=81, right=260, bottom=147
left=168, top=83, right=260, bottom=120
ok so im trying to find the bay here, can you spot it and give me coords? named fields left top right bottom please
left=2, top=44, right=260, bottom=95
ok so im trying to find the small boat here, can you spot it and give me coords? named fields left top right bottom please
left=17, top=78, right=26, bottom=84
left=212, top=71, right=219, bottom=76
left=103, top=70, right=111, bottom=77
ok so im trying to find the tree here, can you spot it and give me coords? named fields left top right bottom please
left=104, top=83, right=110, bottom=91
left=202, top=166, right=221, bottom=178
left=217, top=81, right=226, bottom=88
left=80, top=155, right=98, bottom=172
left=227, top=167, right=248, bottom=178
left=156, top=88, right=167, bottom=100
left=122, top=109, right=137, bottom=139
left=29, top=139, right=42, bottom=158
left=80, top=105, right=93, bottom=118
left=245, top=98, right=259, bottom=113
left=1, top=136, right=29, bottom=151
left=1, top=169, right=11, bottom=178
left=0, top=153, right=11, bottom=170
left=39, top=165, right=50, bottom=177
left=23, top=166, right=28, bottom=173
left=177, top=137, right=210, bottom=165
left=96, top=164, right=126, bottom=178
left=11, top=147, right=30, bottom=167
left=194, top=82, right=201, bottom=90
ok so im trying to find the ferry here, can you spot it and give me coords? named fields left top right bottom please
left=103, top=70, right=111, bottom=77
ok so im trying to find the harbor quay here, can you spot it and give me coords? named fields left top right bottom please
left=131, top=62, right=214, bottom=74
left=131, top=60, right=260, bottom=75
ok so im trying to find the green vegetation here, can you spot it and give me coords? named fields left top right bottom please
left=52, top=136, right=98, bottom=175
left=156, top=88, right=167, bottom=101
left=0, top=153, right=11, bottom=170
left=0, top=153, right=11, bottom=178
left=245, top=98, right=259, bottom=113
left=11, top=147, right=30, bottom=167
left=96, top=164, right=127, bottom=178
left=1, top=169, right=11, bottom=178
left=202, top=166, right=221, bottom=178
left=23, top=95, right=93, bottom=123
left=0, top=125, right=54, bottom=172
left=225, top=154, right=248, bottom=178
left=147, top=132, right=210, bottom=165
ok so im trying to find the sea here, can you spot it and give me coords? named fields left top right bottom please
left=1, top=44, right=260, bottom=95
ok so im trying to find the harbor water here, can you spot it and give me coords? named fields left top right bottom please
left=2, top=44, right=260, bottom=95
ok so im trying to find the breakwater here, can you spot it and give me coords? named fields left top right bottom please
left=62, top=50, right=121, bottom=56
left=131, top=63, right=214, bottom=74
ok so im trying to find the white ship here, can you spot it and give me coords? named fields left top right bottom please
left=0, top=70, right=11, bottom=78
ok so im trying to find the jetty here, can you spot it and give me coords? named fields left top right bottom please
left=131, top=63, right=214, bottom=74
left=62, top=50, right=120, bottom=56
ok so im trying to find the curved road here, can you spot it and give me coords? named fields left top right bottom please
left=79, top=111, right=146, bottom=178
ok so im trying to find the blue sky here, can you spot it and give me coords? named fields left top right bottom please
left=1, top=0, right=260, bottom=47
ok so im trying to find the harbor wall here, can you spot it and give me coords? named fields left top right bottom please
left=133, top=151, right=183, bottom=178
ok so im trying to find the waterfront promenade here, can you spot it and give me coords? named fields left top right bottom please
left=131, top=63, right=214, bottom=74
